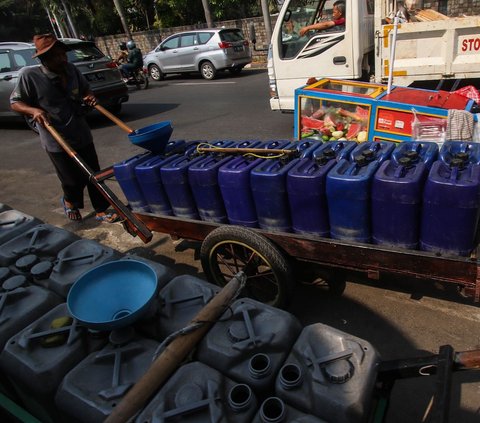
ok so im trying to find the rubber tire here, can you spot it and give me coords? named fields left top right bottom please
left=200, top=226, right=294, bottom=308
left=200, top=61, right=217, bottom=80
left=149, top=64, right=164, bottom=81
left=136, top=72, right=149, bottom=89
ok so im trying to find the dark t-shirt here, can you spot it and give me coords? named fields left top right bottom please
left=127, top=48, right=143, bottom=68
left=10, top=63, right=93, bottom=152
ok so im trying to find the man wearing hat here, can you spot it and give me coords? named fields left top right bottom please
left=10, top=33, right=118, bottom=223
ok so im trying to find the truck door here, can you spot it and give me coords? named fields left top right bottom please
left=271, top=0, right=357, bottom=111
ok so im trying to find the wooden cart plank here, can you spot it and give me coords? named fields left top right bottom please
left=136, top=213, right=479, bottom=293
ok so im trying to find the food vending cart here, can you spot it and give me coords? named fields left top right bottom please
left=294, top=78, right=475, bottom=142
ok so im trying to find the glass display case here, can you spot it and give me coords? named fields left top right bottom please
left=295, top=79, right=386, bottom=142
left=294, top=78, right=475, bottom=143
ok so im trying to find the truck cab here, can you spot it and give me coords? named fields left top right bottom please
left=269, top=0, right=375, bottom=112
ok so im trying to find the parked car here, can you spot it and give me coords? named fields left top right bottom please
left=0, top=39, right=128, bottom=131
left=144, top=28, right=252, bottom=81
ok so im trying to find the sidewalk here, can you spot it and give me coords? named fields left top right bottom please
left=245, top=59, right=267, bottom=69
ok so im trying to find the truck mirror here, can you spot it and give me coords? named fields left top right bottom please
left=249, top=23, right=256, bottom=45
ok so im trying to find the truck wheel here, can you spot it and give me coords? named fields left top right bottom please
left=200, top=61, right=217, bottom=80
left=200, top=226, right=294, bottom=308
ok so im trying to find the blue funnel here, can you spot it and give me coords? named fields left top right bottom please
left=128, top=121, right=173, bottom=154
left=67, top=260, right=158, bottom=330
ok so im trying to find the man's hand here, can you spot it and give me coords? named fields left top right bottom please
left=31, top=107, right=50, bottom=127
left=83, top=93, right=97, bottom=107
left=299, top=26, right=310, bottom=37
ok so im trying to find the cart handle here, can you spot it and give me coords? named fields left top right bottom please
left=44, top=123, right=153, bottom=243
left=94, top=104, right=135, bottom=134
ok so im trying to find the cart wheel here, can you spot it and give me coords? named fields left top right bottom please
left=200, top=226, right=294, bottom=308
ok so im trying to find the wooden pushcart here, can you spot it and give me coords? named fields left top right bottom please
left=134, top=212, right=480, bottom=309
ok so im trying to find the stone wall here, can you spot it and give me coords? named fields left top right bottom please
left=94, top=16, right=276, bottom=65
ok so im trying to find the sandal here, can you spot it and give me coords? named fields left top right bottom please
left=61, top=197, right=82, bottom=221
left=95, top=212, right=120, bottom=223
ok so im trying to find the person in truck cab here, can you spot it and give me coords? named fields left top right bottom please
left=299, top=1, right=346, bottom=37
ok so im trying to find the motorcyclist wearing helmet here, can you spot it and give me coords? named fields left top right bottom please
left=116, top=42, right=128, bottom=65
left=120, top=40, right=143, bottom=79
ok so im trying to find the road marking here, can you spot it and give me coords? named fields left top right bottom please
left=171, top=82, right=236, bottom=86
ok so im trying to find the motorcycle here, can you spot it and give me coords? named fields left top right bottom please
left=123, top=67, right=149, bottom=90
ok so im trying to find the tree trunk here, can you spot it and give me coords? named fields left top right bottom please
left=113, top=0, right=132, bottom=39
left=261, top=0, right=272, bottom=43
left=201, top=0, right=214, bottom=28
left=60, top=0, right=79, bottom=38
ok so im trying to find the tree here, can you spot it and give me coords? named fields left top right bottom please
left=113, top=0, right=132, bottom=38
left=201, top=0, right=213, bottom=27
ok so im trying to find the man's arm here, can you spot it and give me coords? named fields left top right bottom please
left=10, top=69, right=50, bottom=127
left=299, top=20, right=335, bottom=37
left=10, top=101, right=50, bottom=127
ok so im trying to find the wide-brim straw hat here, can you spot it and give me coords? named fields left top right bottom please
left=32, top=33, right=69, bottom=58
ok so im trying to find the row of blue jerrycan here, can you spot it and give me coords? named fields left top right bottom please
left=314, top=140, right=480, bottom=256
left=115, top=139, right=480, bottom=257
left=114, top=139, right=318, bottom=224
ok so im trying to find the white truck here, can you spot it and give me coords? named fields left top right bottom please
left=268, top=0, right=480, bottom=112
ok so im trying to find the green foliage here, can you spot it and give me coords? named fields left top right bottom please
left=0, top=0, right=51, bottom=41
left=0, top=0, right=271, bottom=40
left=208, top=0, right=260, bottom=21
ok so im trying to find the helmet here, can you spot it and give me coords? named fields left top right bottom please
left=119, top=42, right=127, bottom=50
left=126, top=40, right=136, bottom=49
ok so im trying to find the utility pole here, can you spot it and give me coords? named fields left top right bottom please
left=113, top=0, right=133, bottom=39
left=60, top=0, right=79, bottom=38
left=201, top=0, right=214, bottom=28
left=45, top=6, right=61, bottom=38
left=51, top=8, right=66, bottom=38
left=261, top=0, right=272, bottom=43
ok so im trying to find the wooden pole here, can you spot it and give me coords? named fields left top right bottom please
left=104, top=272, right=246, bottom=423
left=44, top=124, right=153, bottom=243
left=94, top=104, right=135, bottom=134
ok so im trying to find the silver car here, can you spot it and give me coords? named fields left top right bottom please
left=0, top=39, right=128, bottom=130
left=144, top=28, right=252, bottom=81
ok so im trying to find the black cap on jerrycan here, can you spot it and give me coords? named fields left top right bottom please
left=450, top=157, right=466, bottom=170
left=454, top=151, right=469, bottom=163
left=405, top=150, right=419, bottom=161
left=354, top=155, right=368, bottom=167
left=361, top=149, right=375, bottom=161
left=398, top=157, right=413, bottom=168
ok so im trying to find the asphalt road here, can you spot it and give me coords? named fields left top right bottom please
left=1, top=69, right=479, bottom=422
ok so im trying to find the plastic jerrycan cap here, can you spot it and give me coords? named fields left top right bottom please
left=454, top=152, right=469, bottom=162
left=450, top=157, right=466, bottom=169
left=315, top=155, right=330, bottom=165
left=354, top=155, right=368, bottom=167
left=361, top=149, right=375, bottom=161
left=398, top=157, right=413, bottom=168
left=323, top=147, right=336, bottom=158
left=405, top=150, right=419, bottom=161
